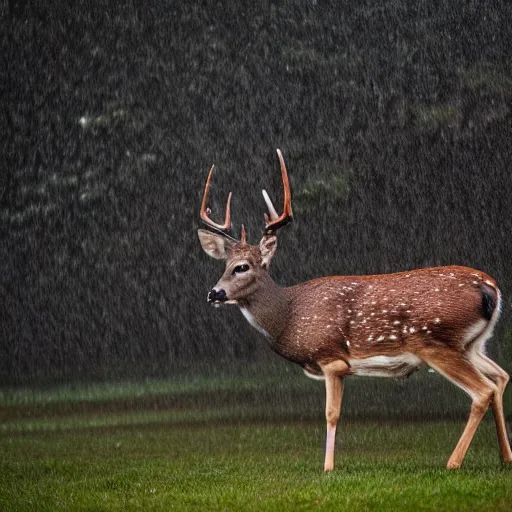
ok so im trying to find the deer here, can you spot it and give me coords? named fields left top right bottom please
left=197, top=149, right=512, bottom=472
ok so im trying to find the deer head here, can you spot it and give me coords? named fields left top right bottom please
left=198, top=149, right=293, bottom=307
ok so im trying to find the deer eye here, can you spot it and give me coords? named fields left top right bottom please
left=233, top=264, right=250, bottom=274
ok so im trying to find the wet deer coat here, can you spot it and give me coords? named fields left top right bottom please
left=198, top=150, right=512, bottom=472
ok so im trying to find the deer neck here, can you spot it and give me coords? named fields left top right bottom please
left=238, top=274, right=290, bottom=341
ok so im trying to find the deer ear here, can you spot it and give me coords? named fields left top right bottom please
left=259, top=235, right=277, bottom=269
left=198, top=229, right=233, bottom=260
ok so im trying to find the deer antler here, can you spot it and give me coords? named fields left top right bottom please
left=262, top=149, right=293, bottom=235
left=240, top=224, right=247, bottom=244
left=200, top=165, right=233, bottom=232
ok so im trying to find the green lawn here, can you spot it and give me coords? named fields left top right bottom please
left=1, top=422, right=511, bottom=511
left=1, top=370, right=511, bottom=511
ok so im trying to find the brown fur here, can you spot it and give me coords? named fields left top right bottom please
left=198, top=232, right=511, bottom=472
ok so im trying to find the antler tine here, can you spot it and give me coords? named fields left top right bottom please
left=262, top=190, right=279, bottom=221
left=200, top=165, right=233, bottom=231
left=263, top=149, right=293, bottom=235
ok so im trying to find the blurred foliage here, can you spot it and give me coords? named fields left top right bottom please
left=294, top=172, right=351, bottom=213
left=1, top=0, right=512, bottom=385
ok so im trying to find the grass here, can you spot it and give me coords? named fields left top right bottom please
left=1, top=369, right=511, bottom=511
left=1, top=422, right=511, bottom=511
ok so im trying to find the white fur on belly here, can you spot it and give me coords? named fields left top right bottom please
left=350, top=354, right=422, bottom=378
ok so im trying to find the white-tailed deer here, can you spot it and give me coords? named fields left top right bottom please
left=198, top=149, right=512, bottom=471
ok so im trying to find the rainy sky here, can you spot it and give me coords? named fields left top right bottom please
left=2, top=1, right=512, bottom=385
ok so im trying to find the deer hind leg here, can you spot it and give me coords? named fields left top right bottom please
left=321, top=360, right=349, bottom=472
left=471, top=351, right=512, bottom=463
left=421, top=349, right=498, bottom=469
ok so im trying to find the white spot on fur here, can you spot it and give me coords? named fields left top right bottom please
left=463, top=319, right=487, bottom=346
left=240, top=308, right=270, bottom=338
left=303, top=369, right=325, bottom=381
left=434, top=318, right=441, bottom=324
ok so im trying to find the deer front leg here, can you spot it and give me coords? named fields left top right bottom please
left=322, top=360, right=348, bottom=472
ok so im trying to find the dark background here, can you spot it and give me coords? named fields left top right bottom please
left=2, top=0, right=512, bottom=385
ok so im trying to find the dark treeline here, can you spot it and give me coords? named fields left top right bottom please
left=2, top=0, right=512, bottom=385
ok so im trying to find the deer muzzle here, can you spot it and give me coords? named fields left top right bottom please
left=207, top=288, right=227, bottom=306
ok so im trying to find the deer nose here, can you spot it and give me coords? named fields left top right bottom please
left=207, top=288, right=227, bottom=304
